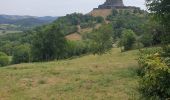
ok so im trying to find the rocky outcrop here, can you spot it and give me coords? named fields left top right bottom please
left=98, top=0, right=124, bottom=9
left=95, top=0, right=140, bottom=10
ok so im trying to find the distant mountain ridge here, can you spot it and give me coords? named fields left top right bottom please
left=0, top=14, right=35, bottom=20
left=0, top=14, right=58, bottom=26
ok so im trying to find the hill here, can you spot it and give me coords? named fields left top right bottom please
left=0, top=15, right=58, bottom=34
left=0, top=48, right=140, bottom=100
left=0, top=15, right=58, bottom=25
left=66, top=8, right=147, bottom=41
left=89, top=9, right=112, bottom=19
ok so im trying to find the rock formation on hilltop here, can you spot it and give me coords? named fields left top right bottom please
left=98, top=0, right=124, bottom=9
left=89, top=0, right=141, bottom=18
left=96, top=0, right=140, bottom=10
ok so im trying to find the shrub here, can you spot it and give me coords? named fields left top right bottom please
left=0, top=52, right=9, bottom=67
left=161, top=45, right=170, bottom=57
left=138, top=49, right=170, bottom=99
left=65, top=40, right=92, bottom=58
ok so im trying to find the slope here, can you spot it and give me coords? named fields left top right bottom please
left=0, top=48, right=140, bottom=100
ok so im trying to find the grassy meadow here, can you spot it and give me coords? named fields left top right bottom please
left=0, top=48, right=141, bottom=100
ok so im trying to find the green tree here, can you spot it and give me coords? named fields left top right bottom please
left=90, top=24, right=113, bottom=54
left=32, top=24, right=66, bottom=61
left=0, top=43, right=13, bottom=55
left=0, top=52, right=9, bottom=67
left=146, top=0, right=170, bottom=43
left=140, top=34, right=153, bottom=47
left=120, top=29, right=136, bottom=51
left=12, top=44, right=31, bottom=64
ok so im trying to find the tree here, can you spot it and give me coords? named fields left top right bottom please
left=120, top=29, right=136, bottom=51
left=32, top=24, right=66, bottom=61
left=146, top=0, right=170, bottom=43
left=0, top=43, right=14, bottom=56
left=12, top=44, right=31, bottom=64
left=89, top=24, right=113, bottom=54
left=0, top=52, right=9, bottom=67
left=140, top=34, right=153, bottom=47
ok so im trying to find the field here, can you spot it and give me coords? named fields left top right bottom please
left=0, top=48, right=141, bottom=100
left=0, top=30, right=22, bottom=35
left=0, top=24, right=22, bottom=35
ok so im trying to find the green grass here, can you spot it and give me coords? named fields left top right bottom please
left=0, top=48, right=141, bottom=100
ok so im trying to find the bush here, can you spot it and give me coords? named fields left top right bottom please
left=0, top=52, right=9, bottom=67
left=65, top=40, right=92, bottom=58
left=138, top=49, right=170, bottom=99
left=161, top=45, right=170, bottom=57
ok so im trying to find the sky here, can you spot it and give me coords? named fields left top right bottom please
left=0, top=0, right=146, bottom=16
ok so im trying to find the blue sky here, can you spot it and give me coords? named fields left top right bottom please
left=0, top=0, right=146, bottom=16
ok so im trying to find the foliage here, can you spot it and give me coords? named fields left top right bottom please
left=0, top=13, right=106, bottom=63
left=139, top=3, right=170, bottom=98
left=0, top=42, right=14, bottom=55
left=54, top=13, right=104, bottom=35
left=138, top=48, right=170, bottom=99
left=107, top=9, right=148, bottom=40
left=106, top=8, right=164, bottom=48
left=112, top=9, right=118, bottom=16
left=119, top=29, right=136, bottom=51
left=0, top=52, right=9, bottom=67
left=65, top=40, right=92, bottom=58
left=146, top=0, right=170, bottom=44
left=66, top=24, right=113, bottom=57
left=146, top=0, right=170, bottom=31
left=142, top=20, right=164, bottom=45
left=31, top=24, right=66, bottom=61
left=0, top=11, right=159, bottom=65
left=12, top=44, right=31, bottom=64
left=0, top=31, right=34, bottom=56
left=85, top=24, right=113, bottom=55
left=161, top=45, right=170, bottom=57
left=80, top=22, right=95, bottom=29
left=139, top=34, right=153, bottom=47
